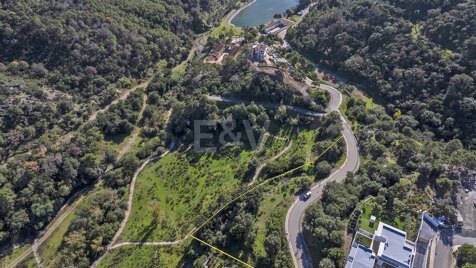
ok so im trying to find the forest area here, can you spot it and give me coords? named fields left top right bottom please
left=0, top=0, right=242, bottom=265
left=288, top=0, right=476, bottom=147
left=286, top=0, right=476, bottom=266
left=98, top=79, right=343, bottom=268
left=1, top=0, right=476, bottom=267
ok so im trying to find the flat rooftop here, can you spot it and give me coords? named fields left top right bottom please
left=375, top=223, right=415, bottom=268
left=345, top=243, right=376, bottom=268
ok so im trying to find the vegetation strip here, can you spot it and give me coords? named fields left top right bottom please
left=190, top=235, right=254, bottom=268
left=194, top=135, right=343, bottom=234
left=189, top=135, right=343, bottom=266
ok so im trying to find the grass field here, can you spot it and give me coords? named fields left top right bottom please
left=252, top=179, right=296, bottom=257
left=243, top=128, right=316, bottom=257
left=119, top=146, right=256, bottom=242
left=98, top=243, right=190, bottom=268
left=111, top=124, right=316, bottom=266
left=210, top=9, right=243, bottom=39
left=105, top=132, right=131, bottom=152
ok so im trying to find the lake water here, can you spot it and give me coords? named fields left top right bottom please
left=230, top=0, right=300, bottom=27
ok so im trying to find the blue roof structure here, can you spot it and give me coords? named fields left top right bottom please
left=345, top=243, right=376, bottom=268
left=423, top=213, right=439, bottom=230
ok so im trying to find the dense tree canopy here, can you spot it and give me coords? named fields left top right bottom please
left=0, top=0, right=240, bottom=254
left=289, top=0, right=476, bottom=147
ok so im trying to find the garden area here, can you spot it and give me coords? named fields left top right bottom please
left=357, top=199, right=405, bottom=234
left=355, top=233, right=372, bottom=248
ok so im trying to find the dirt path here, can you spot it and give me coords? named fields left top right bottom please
left=59, top=81, right=149, bottom=145
left=108, top=228, right=196, bottom=250
left=5, top=25, right=203, bottom=268
left=248, top=140, right=293, bottom=186
left=172, top=34, right=208, bottom=73
left=32, top=240, right=42, bottom=267
left=91, top=109, right=174, bottom=268
left=91, top=142, right=176, bottom=267
left=90, top=151, right=169, bottom=268
left=89, top=81, right=149, bottom=122
left=6, top=94, right=151, bottom=268
left=7, top=193, right=88, bottom=268
left=115, top=94, right=148, bottom=162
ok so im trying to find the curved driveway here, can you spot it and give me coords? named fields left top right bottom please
left=285, top=81, right=360, bottom=268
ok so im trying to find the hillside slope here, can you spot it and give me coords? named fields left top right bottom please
left=288, top=0, right=476, bottom=147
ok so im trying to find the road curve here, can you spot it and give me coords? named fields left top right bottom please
left=285, top=82, right=360, bottom=268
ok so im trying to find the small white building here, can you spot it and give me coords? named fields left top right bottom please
left=249, top=43, right=268, bottom=61
left=370, top=215, right=377, bottom=226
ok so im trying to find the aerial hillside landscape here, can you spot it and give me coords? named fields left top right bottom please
left=0, top=0, right=475, bottom=268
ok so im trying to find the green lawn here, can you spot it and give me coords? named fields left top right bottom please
left=253, top=180, right=296, bottom=257
left=355, top=233, right=372, bottom=248
left=359, top=205, right=380, bottom=233
left=210, top=11, right=242, bottom=39
left=119, top=146, right=255, bottom=242
left=359, top=201, right=405, bottom=233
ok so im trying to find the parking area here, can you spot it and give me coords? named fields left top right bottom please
left=456, top=189, right=476, bottom=232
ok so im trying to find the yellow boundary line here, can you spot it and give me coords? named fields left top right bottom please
left=193, top=135, right=343, bottom=234
left=191, top=235, right=254, bottom=268
left=190, top=135, right=344, bottom=267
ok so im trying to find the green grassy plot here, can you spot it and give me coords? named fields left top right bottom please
left=119, top=146, right=255, bottom=242
left=355, top=233, right=372, bottom=248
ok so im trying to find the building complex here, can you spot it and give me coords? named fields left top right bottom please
left=345, top=213, right=437, bottom=268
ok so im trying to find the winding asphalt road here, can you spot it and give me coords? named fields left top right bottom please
left=285, top=81, right=360, bottom=268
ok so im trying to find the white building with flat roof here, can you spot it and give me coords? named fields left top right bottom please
left=345, top=222, right=416, bottom=268
left=372, top=223, right=415, bottom=268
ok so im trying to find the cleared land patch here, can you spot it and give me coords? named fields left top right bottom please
left=119, top=146, right=257, bottom=242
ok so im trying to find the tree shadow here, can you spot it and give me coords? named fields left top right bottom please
left=137, top=220, right=159, bottom=242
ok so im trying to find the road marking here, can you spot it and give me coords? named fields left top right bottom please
left=190, top=235, right=254, bottom=268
